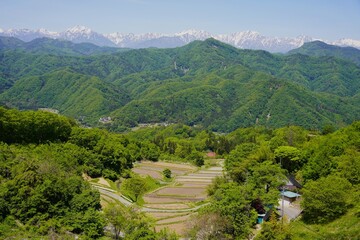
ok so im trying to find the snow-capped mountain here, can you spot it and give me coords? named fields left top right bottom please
left=175, top=29, right=212, bottom=43
left=331, top=38, right=360, bottom=49
left=0, top=28, right=59, bottom=42
left=60, top=25, right=116, bottom=47
left=215, top=31, right=317, bottom=52
left=105, top=32, right=164, bottom=48
left=0, top=26, right=359, bottom=52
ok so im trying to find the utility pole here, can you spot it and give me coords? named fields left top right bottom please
left=281, top=187, right=285, bottom=229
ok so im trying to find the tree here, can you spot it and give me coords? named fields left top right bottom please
left=207, top=176, right=228, bottom=196
left=141, top=142, right=160, bottom=161
left=209, top=183, right=258, bottom=238
left=248, top=161, right=287, bottom=206
left=122, top=176, right=147, bottom=202
left=335, top=148, right=360, bottom=185
left=274, top=146, right=303, bottom=172
left=104, top=204, right=127, bottom=240
left=302, top=175, right=352, bottom=223
left=157, top=227, right=178, bottom=240
left=187, top=151, right=204, bottom=167
left=163, top=168, right=172, bottom=179
left=185, top=212, right=231, bottom=240
left=105, top=205, right=166, bottom=240
left=175, top=139, right=195, bottom=158
left=255, top=211, right=291, bottom=240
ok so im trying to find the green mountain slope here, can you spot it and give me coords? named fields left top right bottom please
left=288, top=40, right=360, bottom=66
left=112, top=67, right=359, bottom=131
left=0, top=69, right=130, bottom=123
left=0, top=36, right=128, bottom=56
left=0, top=37, right=359, bottom=131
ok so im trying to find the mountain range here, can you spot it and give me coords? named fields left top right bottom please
left=0, top=36, right=359, bottom=132
left=1, top=25, right=360, bottom=52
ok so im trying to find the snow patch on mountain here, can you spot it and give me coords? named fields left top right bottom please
left=175, top=29, right=212, bottom=43
left=331, top=38, right=360, bottom=49
left=0, top=26, right=359, bottom=52
left=59, top=25, right=116, bottom=46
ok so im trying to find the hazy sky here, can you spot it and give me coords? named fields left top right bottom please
left=1, top=0, right=359, bottom=40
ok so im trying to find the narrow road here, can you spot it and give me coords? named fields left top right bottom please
left=95, top=187, right=133, bottom=207
left=94, top=186, right=210, bottom=213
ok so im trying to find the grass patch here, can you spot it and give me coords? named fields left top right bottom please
left=289, top=206, right=360, bottom=240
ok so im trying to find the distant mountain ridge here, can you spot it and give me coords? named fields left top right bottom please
left=0, top=36, right=128, bottom=56
left=288, top=40, right=360, bottom=66
left=1, top=25, right=360, bottom=52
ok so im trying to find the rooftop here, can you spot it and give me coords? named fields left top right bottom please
left=281, top=191, right=301, bottom=198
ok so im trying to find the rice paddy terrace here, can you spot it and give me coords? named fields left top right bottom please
left=134, top=160, right=224, bottom=235
left=91, top=159, right=224, bottom=236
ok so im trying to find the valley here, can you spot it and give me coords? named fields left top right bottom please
left=0, top=25, right=359, bottom=240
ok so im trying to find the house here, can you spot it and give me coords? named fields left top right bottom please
left=284, top=175, right=302, bottom=191
left=281, top=191, right=301, bottom=203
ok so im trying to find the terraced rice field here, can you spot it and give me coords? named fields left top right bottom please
left=133, top=160, right=224, bottom=235
left=132, top=161, right=195, bottom=180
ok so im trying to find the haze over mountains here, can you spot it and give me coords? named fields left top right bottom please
left=1, top=25, right=360, bottom=52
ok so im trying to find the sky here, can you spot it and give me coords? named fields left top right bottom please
left=1, top=0, right=359, bottom=40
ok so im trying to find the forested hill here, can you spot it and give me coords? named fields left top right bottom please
left=1, top=37, right=360, bottom=132
left=288, top=40, right=360, bottom=66
left=0, top=36, right=128, bottom=56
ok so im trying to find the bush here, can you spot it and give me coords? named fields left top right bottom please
left=102, top=169, right=119, bottom=181
left=187, top=151, right=204, bottom=167
left=163, top=168, right=172, bottom=178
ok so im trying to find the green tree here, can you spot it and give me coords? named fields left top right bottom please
left=248, top=161, right=287, bottom=206
left=141, top=142, right=160, bottom=161
left=163, top=168, right=172, bottom=179
left=209, top=183, right=258, bottom=238
left=187, top=151, right=204, bottom=167
left=104, top=204, right=127, bottom=240
left=302, top=175, right=352, bottom=223
left=122, top=176, right=147, bottom=202
left=274, top=146, right=303, bottom=172
left=335, top=148, right=360, bottom=185
left=255, top=212, right=291, bottom=240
